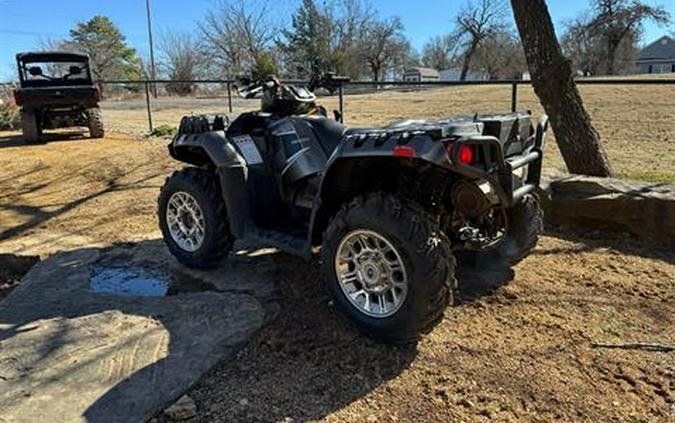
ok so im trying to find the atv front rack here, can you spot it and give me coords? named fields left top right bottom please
left=449, top=115, right=549, bottom=207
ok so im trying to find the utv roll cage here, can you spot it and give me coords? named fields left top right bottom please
left=16, top=52, right=93, bottom=87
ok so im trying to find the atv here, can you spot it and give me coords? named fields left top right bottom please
left=158, top=72, right=548, bottom=342
left=13, top=52, right=104, bottom=141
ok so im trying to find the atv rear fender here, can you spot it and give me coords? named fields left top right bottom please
left=309, top=115, right=549, bottom=244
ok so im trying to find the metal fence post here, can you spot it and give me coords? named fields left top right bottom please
left=338, top=85, right=344, bottom=123
left=227, top=81, right=233, bottom=113
left=144, top=81, right=153, bottom=133
left=511, top=82, right=518, bottom=112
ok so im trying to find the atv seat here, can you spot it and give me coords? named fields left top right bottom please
left=303, top=117, right=374, bottom=157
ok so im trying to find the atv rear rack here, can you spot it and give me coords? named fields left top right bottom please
left=449, top=115, right=549, bottom=207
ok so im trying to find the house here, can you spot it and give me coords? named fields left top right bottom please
left=635, top=36, right=675, bottom=74
left=439, top=68, right=488, bottom=81
left=402, top=67, right=440, bottom=82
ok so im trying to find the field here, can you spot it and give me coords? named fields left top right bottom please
left=0, top=81, right=673, bottom=422
left=99, top=78, right=675, bottom=182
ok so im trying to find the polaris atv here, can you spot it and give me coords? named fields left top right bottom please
left=158, top=73, right=548, bottom=342
left=13, top=52, right=104, bottom=141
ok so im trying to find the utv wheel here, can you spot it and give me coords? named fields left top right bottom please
left=21, top=110, right=41, bottom=142
left=158, top=168, right=234, bottom=269
left=321, top=193, right=456, bottom=343
left=87, top=107, right=105, bottom=138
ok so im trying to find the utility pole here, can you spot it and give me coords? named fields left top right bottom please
left=145, top=0, right=157, bottom=97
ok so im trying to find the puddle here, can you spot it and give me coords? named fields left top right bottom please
left=90, top=266, right=169, bottom=297
left=90, top=264, right=217, bottom=297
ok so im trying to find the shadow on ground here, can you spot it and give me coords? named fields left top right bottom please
left=0, top=236, right=515, bottom=423
left=186, top=251, right=513, bottom=422
left=0, top=130, right=89, bottom=149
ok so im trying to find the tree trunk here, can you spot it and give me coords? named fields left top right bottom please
left=510, top=0, right=612, bottom=177
left=606, top=38, right=618, bottom=75
left=460, top=39, right=479, bottom=81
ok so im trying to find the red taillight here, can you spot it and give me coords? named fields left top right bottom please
left=13, top=90, right=22, bottom=106
left=445, top=143, right=474, bottom=165
left=458, top=145, right=474, bottom=164
left=393, top=145, right=416, bottom=158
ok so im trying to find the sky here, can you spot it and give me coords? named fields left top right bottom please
left=0, top=0, right=673, bottom=81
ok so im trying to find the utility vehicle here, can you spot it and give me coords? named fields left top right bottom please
left=13, top=52, right=104, bottom=141
left=158, top=73, right=548, bottom=342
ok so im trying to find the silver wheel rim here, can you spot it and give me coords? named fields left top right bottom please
left=166, top=191, right=205, bottom=252
left=335, top=229, right=408, bottom=318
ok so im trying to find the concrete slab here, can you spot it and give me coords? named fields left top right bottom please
left=0, top=240, right=279, bottom=423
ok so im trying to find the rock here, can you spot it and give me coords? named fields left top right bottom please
left=164, top=395, right=197, bottom=421
left=0, top=241, right=271, bottom=423
left=539, top=174, right=675, bottom=245
left=458, top=398, right=475, bottom=408
left=239, top=398, right=249, bottom=407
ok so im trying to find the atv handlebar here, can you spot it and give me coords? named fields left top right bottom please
left=235, top=71, right=350, bottom=99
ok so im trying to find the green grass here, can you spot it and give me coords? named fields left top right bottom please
left=619, top=170, right=675, bottom=184
left=149, top=124, right=177, bottom=138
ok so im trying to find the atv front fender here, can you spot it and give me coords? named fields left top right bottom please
left=170, top=131, right=251, bottom=238
left=170, top=131, right=241, bottom=168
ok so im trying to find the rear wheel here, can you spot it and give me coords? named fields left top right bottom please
left=460, top=193, right=544, bottom=267
left=321, top=193, right=456, bottom=343
left=158, top=168, right=234, bottom=269
left=498, top=194, right=544, bottom=265
left=21, top=110, right=41, bottom=142
left=87, top=107, right=104, bottom=138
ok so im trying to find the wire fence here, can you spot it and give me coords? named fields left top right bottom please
left=94, top=77, right=675, bottom=181
left=2, top=76, right=674, bottom=180
left=90, top=77, right=675, bottom=134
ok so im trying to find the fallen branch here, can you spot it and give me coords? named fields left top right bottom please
left=591, top=342, right=674, bottom=353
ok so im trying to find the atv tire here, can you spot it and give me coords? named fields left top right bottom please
left=321, top=192, right=456, bottom=343
left=461, top=193, right=543, bottom=267
left=21, top=110, right=41, bottom=142
left=158, top=168, right=234, bottom=269
left=87, top=107, right=105, bottom=139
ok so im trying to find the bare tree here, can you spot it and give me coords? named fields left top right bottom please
left=472, top=28, right=526, bottom=79
left=561, top=15, right=639, bottom=75
left=362, top=17, right=409, bottom=82
left=158, top=31, right=203, bottom=95
left=561, top=17, right=605, bottom=75
left=454, top=0, right=507, bottom=81
left=587, top=0, right=670, bottom=75
left=421, top=34, right=462, bottom=70
left=333, top=0, right=376, bottom=79
left=510, top=0, right=612, bottom=176
left=200, top=0, right=277, bottom=76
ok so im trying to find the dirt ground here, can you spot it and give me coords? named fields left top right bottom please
left=0, top=131, right=673, bottom=422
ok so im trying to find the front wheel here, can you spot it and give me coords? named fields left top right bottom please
left=321, top=193, right=456, bottom=343
left=158, top=168, right=234, bottom=269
